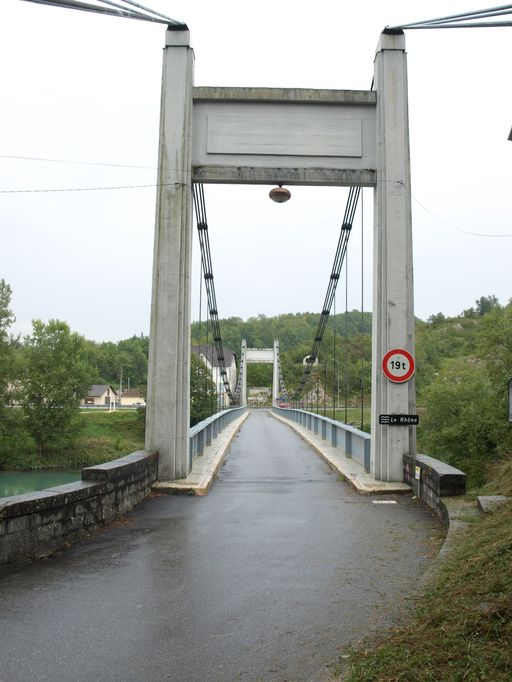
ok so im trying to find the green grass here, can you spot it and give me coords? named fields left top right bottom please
left=0, top=409, right=144, bottom=470
left=309, top=407, right=371, bottom=432
left=73, top=410, right=145, bottom=466
left=333, top=457, right=512, bottom=681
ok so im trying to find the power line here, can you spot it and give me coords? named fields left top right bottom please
left=4, top=179, right=510, bottom=241
left=0, top=154, right=155, bottom=170
left=412, top=195, right=512, bottom=237
left=0, top=183, right=162, bottom=193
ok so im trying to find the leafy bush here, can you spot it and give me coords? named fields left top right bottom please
left=419, top=358, right=501, bottom=487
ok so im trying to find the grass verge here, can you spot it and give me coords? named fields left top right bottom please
left=73, top=410, right=145, bottom=466
left=334, top=457, right=512, bottom=681
left=0, top=410, right=144, bottom=470
left=309, top=407, right=371, bottom=432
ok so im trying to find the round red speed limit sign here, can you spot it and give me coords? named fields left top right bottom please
left=382, top=348, right=415, bottom=383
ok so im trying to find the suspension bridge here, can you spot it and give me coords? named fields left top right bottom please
left=153, top=176, right=406, bottom=497
left=5, top=3, right=506, bottom=679
left=145, top=24, right=415, bottom=486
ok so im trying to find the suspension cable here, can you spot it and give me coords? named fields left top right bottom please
left=344, top=245, right=349, bottom=424
left=197, top=255, right=203, bottom=412
left=360, top=189, right=365, bottom=431
left=275, top=345, right=289, bottom=404
left=292, top=186, right=360, bottom=401
left=387, top=4, right=512, bottom=30
left=278, top=359, right=289, bottom=403
left=332, top=291, right=336, bottom=420
left=192, top=182, right=236, bottom=405
left=20, top=0, right=186, bottom=25
left=205, top=310, right=214, bottom=416
left=231, top=342, right=245, bottom=404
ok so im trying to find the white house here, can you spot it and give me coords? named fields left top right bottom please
left=119, top=388, right=146, bottom=407
left=191, top=344, right=237, bottom=408
left=81, top=384, right=118, bottom=407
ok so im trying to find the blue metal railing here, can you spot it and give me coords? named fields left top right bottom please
left=272, top=407, right=371, bottom=473
left=189, top=407, right=247, bottom=469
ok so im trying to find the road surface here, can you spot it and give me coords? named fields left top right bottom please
left=0, top=410, right=442, bottom=681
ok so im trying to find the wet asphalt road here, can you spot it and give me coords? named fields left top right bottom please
left=0, top=411, right=442, bottom=682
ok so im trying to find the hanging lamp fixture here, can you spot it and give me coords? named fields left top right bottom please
left=269, top=184, right=291, bottom=203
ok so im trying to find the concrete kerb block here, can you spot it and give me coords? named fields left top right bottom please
left=1, top=450, right=160, bottom=567
left=269, top=410, right=409, bottom=496
left=477, top=495, right=510, bottom=514
left=153, top=410, right=250, bottom=496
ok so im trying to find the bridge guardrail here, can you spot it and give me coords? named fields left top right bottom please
left=0, top=450, right=158, bottom=567
left=189, top=407, right=247, bottom=468
left=273, top=407, right=371, bottom=473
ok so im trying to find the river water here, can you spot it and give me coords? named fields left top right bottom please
left=0, top=470, right=81, bottom=498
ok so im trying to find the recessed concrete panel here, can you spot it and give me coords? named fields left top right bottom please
left=206, top=114, right=362, bottom=158
left=246, top=348, right=274, bottom=364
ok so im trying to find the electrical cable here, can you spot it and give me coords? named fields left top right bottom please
left=0, top=154, right=155, bottom=170
left=0, top=183, right=164, bottom=194
left=4, top=178, right=510, bottom=240
left=412, top=195, right=512, bottom=237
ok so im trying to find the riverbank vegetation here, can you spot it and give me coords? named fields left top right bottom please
left=338, top=457, right=512, bottom=681
left=2, top=275, right=512, bottom=487
left=0, top=410, right=145, bottom=470
left=3, top=276, right=512, bottom=677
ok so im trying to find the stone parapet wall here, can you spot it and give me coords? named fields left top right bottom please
left=404, top=453, right=466, bottom=526
left=0, top=450, right=158, bottom=567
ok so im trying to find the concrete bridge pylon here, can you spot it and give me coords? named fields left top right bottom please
left=243, top=339, right=281, bottom=408
left=145, top=27, right=415, bottom=483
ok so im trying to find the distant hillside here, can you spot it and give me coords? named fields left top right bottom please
left=191, top=310, right=373, bottom=397
left=191, top=310, right=372, bottom=353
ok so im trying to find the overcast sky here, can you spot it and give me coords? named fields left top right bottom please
left=1, top=1, right=511, bottom=342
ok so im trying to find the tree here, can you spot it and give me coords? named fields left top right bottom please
left=420, top=358, right=500, bottom=487
left=247, top=363, right=272, bottom=389
left=427, top=312, right=446, bottom=326
left=0, top=279, right=15, bottom=335
left=475, top=302, right=512, bottom=454
left=190, top=353, right=217, bottom=426
left=0, top=279, right=15, bottom=418
left=0, top=279, right=16, bottom=382
left=475, top=294, right=500, bottom=316
left=18, top=320, right=94, bottom=456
